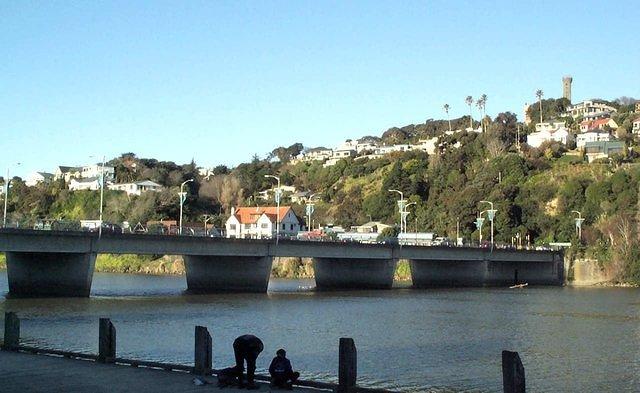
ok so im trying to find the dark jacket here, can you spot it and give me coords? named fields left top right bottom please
left=233, top=335, right=264, bottom=356
left=269, top=356, right=293, bottom=375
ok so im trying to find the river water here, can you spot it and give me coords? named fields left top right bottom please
left=0, top=271, right=639, bottom=392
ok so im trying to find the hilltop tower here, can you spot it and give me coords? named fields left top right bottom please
left=562, top=75, right=573, bottom=103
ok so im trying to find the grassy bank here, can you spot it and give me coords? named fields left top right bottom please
left=0, top=253, right=5, bottom=270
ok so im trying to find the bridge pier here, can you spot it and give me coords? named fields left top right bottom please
left=410, top=256, right=564, bottom=288
left=313, top=258, right=397, bottom=290
left=6, top=252, right=96, bottom=297
left=183, top=255, right=273, bottom=293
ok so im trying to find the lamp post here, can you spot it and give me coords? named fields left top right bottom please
left=202, top=214, right=214, bottom=235
left=264, top=175, right=281, bottom=241
left=475, top=212, right=485, bottom=246
left=572, top=210, right=584, bottom=243
left=305, top=193, right=318, bottom=231
left=388, top=189, right=405, bottom=233
left=2, top=163, right=21, bottom=228
left=98, top=156, right=105, bottom=238
left=480, top=200, right=496, bottom=251
left=179, top=179, right=194, bottom=235
left=402, top=202, right=416, bottom=235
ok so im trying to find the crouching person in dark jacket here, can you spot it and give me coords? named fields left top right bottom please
left=269, top=349, right=300, bottom=390
left=233, top=334, right=264, bottom=390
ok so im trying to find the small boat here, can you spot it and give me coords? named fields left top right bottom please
left=509, top=283, right=528, bottom=289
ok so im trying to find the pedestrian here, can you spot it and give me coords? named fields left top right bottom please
left=233, top=334, right=264, bottom=389
left=269, top=349, right=300, bottom=390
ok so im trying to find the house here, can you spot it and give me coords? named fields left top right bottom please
left=350, top=221, right=391, bottom=234
left=579, top=118, right=618, bottom=133
left=566, top=100, right=617, bottom=118
left=257, top=185, right=296, bottom=201
left=412, top=138, right=438, bottom=155
left=582, top=111, right=612, bottom=121
left=290, top=191, right=311, bottom=204
left=632, top=117, right=640, bottom=134
left=69, top=177, right=101, bottom=191
left=25, top=172, right=54, bottom=187
left=584, top=141, right=625, bottom=163
left=81, top=164, right=115, bottom=182
left=526, top=123, right=573, bottom=148
left=108, top=180, right=163, bottom=196
left=225, top=206, right=302, bottom=239
left=54, top=166, right=81, bottom=182
left=576, top=132, right=611, bottom=149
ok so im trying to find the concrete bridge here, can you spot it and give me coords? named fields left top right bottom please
left=0, top=230, right=564, bottom=297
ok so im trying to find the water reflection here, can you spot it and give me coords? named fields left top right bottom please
left=1, top=272, right=639, bottom=392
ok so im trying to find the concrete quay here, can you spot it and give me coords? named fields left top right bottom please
left=0, top=350, right=320, bottom=393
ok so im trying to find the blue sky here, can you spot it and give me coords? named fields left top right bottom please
left=1, top=0, right=639, bottom=177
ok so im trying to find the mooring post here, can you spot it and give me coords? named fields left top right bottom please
left=194, top=325, right=212, bottom=375
left=98, top=318, right=116, bottom=363
left=502, top=350, right=525, bottom=393
left=3, top=312, right=20, bottom=351
left=338, top=337, right=357, bottom=393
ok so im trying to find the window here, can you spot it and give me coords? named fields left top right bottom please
left=282, top=223, right=286, bottom=230
left=244, top=224, right=251, bottom=230
left=261, top=223, right=268, bottom=229
left=229, top=224, right=236, bottom=230
left=290, top=224, right=294, bottom=230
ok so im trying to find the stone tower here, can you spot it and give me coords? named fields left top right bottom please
left=562, top=75, right=572, bottom=103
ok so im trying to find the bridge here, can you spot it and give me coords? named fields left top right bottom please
left=0, top=230, right=564, bottom=297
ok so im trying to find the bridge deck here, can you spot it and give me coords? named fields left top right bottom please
left=0, top=350, right=322, bottom=393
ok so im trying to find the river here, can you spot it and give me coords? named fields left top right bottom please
left=0, top=271, right=639, bottom=392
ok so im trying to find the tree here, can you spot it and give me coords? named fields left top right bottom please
left=465, top=96, right=474, bottom=128
left=443, top=104, right=451, bottom=132
left=536, top=89, right=544, bottom=123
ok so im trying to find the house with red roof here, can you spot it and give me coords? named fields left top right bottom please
left=225, top=206, right=302, bottom=239
left=579, top=118, right=618, bottom=133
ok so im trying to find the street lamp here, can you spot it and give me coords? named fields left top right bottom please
left=89, top=155, right=107, bottom=238
left=306, top=193, right=318, bottom=231
left=475, top=212, right=486, bottom=246
left=388, top=189, right=405, bottom=233
left=402, top=202, right=416, bottom=234
left=179, top=179, right=194, bottom=235
left=572, top=210, right=584, bottom=243
left=264, top=175, right=281, bottom=241
left=2, top=163, right=21, bottom=228
left=480, top=200, right=496, bottom=251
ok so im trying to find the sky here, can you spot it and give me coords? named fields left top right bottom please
left=1, top=0, right=639, bottom=177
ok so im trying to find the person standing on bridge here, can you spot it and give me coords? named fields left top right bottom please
left=233, top=334, right=264, bottom=389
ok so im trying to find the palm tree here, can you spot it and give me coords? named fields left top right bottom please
left=443, top=104, right=451, bottom=132
left=536, top=89, right=544, bottom=123
left=476, top=99, right=485, bottom=132
left=465, top=96, right=474, bottom=129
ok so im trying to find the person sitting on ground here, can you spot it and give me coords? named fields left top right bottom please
left=269, top=349, right=300, bottom=390
left=233, top=334, right=264, bottom=390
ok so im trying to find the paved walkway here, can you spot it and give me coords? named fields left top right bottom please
left=0, top=351, right=322, bottom=393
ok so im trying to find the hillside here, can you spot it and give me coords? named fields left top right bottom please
left=2, top=107, right=640, bottom=283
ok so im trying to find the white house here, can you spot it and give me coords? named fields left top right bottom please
left=81, top=164, right=115, bottom=182
left=576, top=132, right=611, bottom=149
left=108, top=180, right=163, bottom=196
left=225, top=206, right=302, bottom=239
left=25, top=172, right=54, bottom=187
left=54, top=166, right=81, bottom=182
left=566, top=100, right=617, bottom=118
left=257, top=185, right=297, bottom=201
left=69, top=177, right=101, bottom=191
left=527, top=125, right=574, bottom=148
left=412, top=138, right=438, bottom=155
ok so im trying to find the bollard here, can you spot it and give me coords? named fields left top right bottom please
left=193, top=326, right=212, bottom=375
left=338, top=338, right=357, bottom=393
left=98, top=318, right=116, bottom=363
left=502, top=350, right=525, bottom=393
left=3, top=312, right=20, bottom=351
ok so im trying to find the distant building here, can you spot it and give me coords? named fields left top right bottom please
left=584, top=141, right=625, bottom=163
left=257, top=185, right=296, bottom=201
left=25, top=172, right=54, bottom=187
left=290, top=191, right=311, bottom=204
left=69, top=177, right=101, bottom=191
left=576, top=132, right=610, bottom=149
left=413, top=138, right=438, bottom=155
left=81, top=164, right=115, bottom=182
left=579, top=118, right=618, bottom=132
left=582, top=111, right=612, bottom=121
left=633, top=117, right=640, bottom=134
left=225, top=206, right=302, bottom=239
left=566, top=100, right=617, bottom=118
left=54, top=166, right=81, bottom=182
left=562, top=76, right=573, bottom=102
left=108, top=180, right=163, bottom=196
left=526, top=122, right=573, bottom=148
